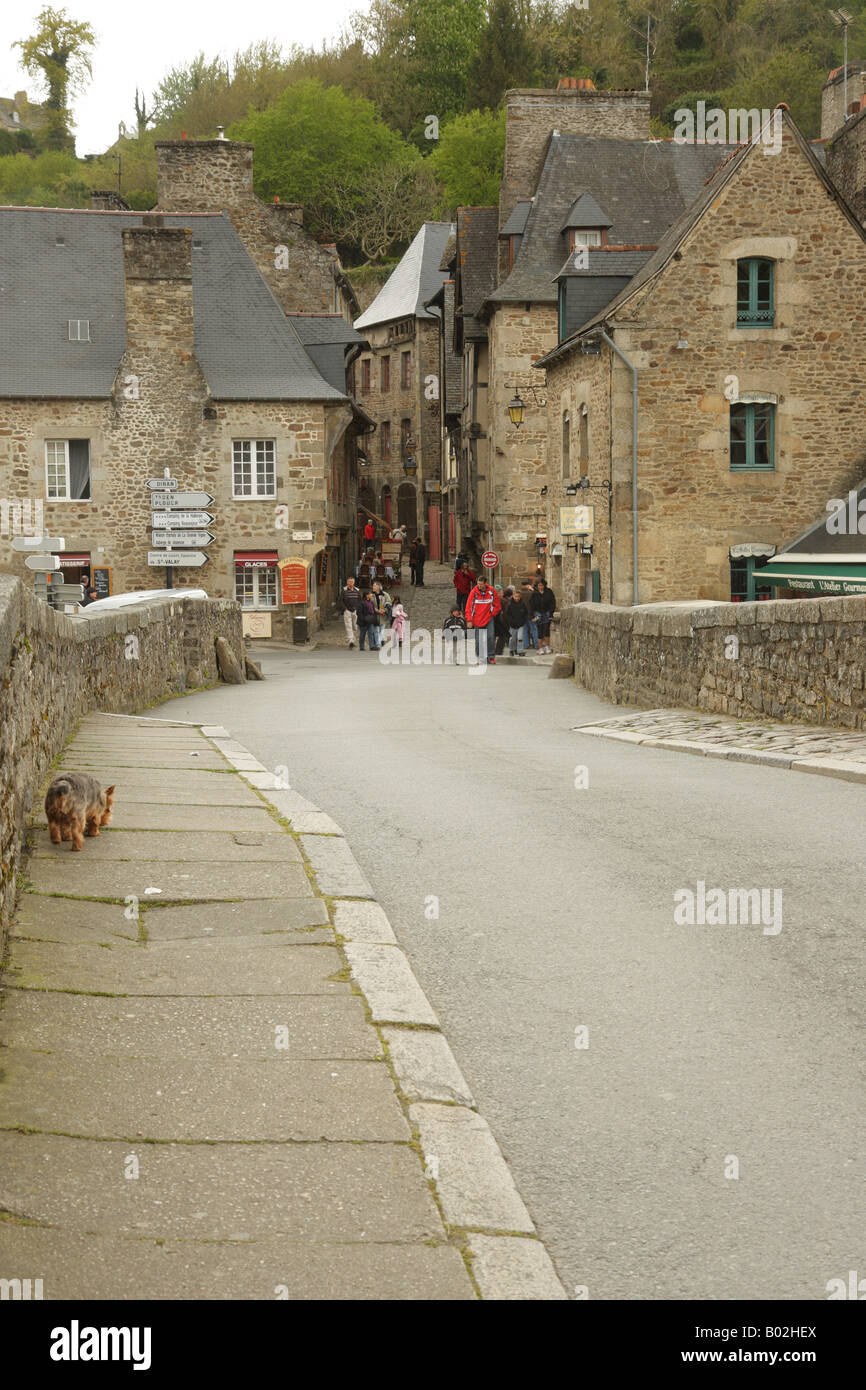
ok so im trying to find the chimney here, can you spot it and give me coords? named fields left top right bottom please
left=122, top=224, right=194, bottom=352
left=499, top=83, right=651, bottom=228
left=155, top=138, right=255, bottom=212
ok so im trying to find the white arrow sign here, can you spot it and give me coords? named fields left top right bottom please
left=24, top=554, right=60, bottom=570
left=147, top=550, right=209, bottom=567
left=151, top=530, right=214, bottom=548
left=11, top=535, right=65, bottom=551
left=149, top=491, right=214, bottom=510
left=150, top=511, right=214, bottom=528
left=147, top=478, right=178, bottom=490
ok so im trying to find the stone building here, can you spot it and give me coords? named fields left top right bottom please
left=0, top=91, right=46, bottom=138
left=475, top=83, right=737, bottom=587
left=0, top=207, right=362, bottom=639
left=353, top=222, right=454, bottom=549
left=820, top=61, right=866, bottom=141
left=536, top=110, right=866, bottom=606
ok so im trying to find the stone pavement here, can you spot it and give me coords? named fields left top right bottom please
left=0, top=711, right=565, bottom=1300
left=575, top=707, right=866, bottom=783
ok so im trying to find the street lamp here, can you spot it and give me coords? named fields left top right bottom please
left=507, top=392, right=526, bottom=428
left=403, top=455, right=417, bottom=477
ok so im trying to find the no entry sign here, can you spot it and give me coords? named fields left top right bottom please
left=482, top=550, right=499, bottom=569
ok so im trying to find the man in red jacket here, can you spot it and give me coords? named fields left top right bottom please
left=464, top=575, right=501, bottom=665
left=452, top=561, right=476, bottom=613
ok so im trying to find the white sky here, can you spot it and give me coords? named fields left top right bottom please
left=1, top=0, right=366, bottom=154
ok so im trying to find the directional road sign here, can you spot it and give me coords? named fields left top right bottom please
left=150, top=511, right=214, bottom=528
left=24, top=554, right=60, bottom=570
left=149, top=491, right=214, bottom=510
left=151, top=530, right=214, bottom=548
left=147, top=478, right=178, bottom=490
left=11, top=535, right=65, bottom=551
left=147, top=550, right=209, bottom=567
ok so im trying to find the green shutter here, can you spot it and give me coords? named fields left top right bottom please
left=730, top=402, right=774, bottom=471
left=736, top=258, right=774, bottom=327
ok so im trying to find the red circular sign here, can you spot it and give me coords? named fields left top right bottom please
left=482, top=550, right=499, bottom=569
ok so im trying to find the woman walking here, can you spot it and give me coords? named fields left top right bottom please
left=357, top=591, right=380, bottom=651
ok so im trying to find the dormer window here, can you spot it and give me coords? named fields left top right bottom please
left=68, top=319, right=90, bottom=342
left=568, top=229, right=603, bottom=251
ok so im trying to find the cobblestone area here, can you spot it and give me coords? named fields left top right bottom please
left=575, top=707, right=866, bottom=782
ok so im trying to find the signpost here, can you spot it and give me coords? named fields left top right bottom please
left=147, top=550, right=209, bottom=568
left=11, top=536, right=65, bottom=552
left=151, top=530, right=214, bottom=548
left=24, top=553, right=60, bottom=571
left=482, top=549, right=499, bottom=570
left=148, top=471, right=215, bottom=588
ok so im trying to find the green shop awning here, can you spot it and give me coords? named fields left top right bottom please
left=757, top=561, right=866, bottom=595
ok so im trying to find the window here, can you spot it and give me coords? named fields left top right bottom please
left=232, top=439, right=276, bottom=497
left=730, top=402, right=775, bottom=471
left=578, top=405, right=589, bottom=474
left=568, top=229, right=602, bottom=251
left=507, top=234, right=523, bottom=269
left=561, top=411, right=571, bottom=479
left=736, top=258, right=774, bottom=327
left=381, top=356, right=391, bottom=392
left=68, top=319, right=90, bottom=342
left=45, top=439, right=91, bottom=499
left=401, top=351, right=412, bottom=390
left=361, top=358, right=371, bottom=393
left=234, top=562, right=277, bottom=609
left=380, top=421, right=391, bottom=459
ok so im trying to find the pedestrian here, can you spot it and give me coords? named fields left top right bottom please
left=521, top=580, right=539, bottom=650
left=372, top=580, right=392, bottom=631
left=533, top=579, right=556, bottom=653
left=454, top=550, right=468, bottom=572
left=408, top=538, right=419, bottom=586
left=363, top=517, right=376, bottom=551
left=443, top=605, right=467, bottom=661
left=358, top=591, right=380, bottom=651
left=79, top=585, right=99, bottom=608
left=505, top=589, right=529, bottom=656
left=390, top=596, right=408, bottom=647
left=465, top=574, right=501, bottom=665
left=453, top=561, right=476, bottom=614
left=337, top=577, right=361, bottom=648
left=494, top=588, right=511, bottom=656
left=414, top=538, right=426, bottom=586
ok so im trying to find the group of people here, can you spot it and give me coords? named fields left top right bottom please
left=337, top=577, right=406, bottom=651
left=450, top=558, right=556, bottom=664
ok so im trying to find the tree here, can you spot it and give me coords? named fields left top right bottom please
left=134, top=88, right=151, bottom=136
left=13, top=7, right=96, bottom=151
left=231, top=79, right=427, bottom=258
left=466, top=0, right=536, bottom=111
left=331, top=153, right=443, bottom=259
left=429, top=108, right=506, bottom=209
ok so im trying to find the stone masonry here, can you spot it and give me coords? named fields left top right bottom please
left=826, top=102, right=866, bottom=226
left=0, top=574, right=243, bottom=950
left=542, top=117, right=866, bottom=605
left=559, top=592, right=866, bottom=729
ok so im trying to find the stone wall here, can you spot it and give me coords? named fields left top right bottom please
left=827, top=104, right=866, bottom=226
left=500, top=88, right=651, bottom=227
left=559, top=594, right=866, bottom=728
left=154, top=140, right=353, bottom=319
left=0, top=575, right=244, bottom=949
left=821, top=66, right=866, bottom=141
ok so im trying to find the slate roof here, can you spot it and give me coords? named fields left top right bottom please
left=488, top=134, right=740, bottom=307
left=561, top=191, right=612, bottom=231
left=500, top=200, right=533, bottom=237
left=287, top=313, right=365, bottom=394
left=555, top=247, right=653, bottom=279
left=0, top=207, right=345, bottom=401
left=776, top=478, right=866, bottom=558
left=538, top=110, right=866, bottom=364
left=354, top=222, right=455, bottom=329
left=455, top=206, right=499, bottom=343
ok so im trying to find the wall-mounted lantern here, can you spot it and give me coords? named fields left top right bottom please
left=507, top=392, right=526, bottom=428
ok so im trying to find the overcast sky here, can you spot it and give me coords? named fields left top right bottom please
left=2, top=0, right=365, bottom=154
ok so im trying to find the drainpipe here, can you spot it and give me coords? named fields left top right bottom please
left=599, top=329, right=639, bottom=605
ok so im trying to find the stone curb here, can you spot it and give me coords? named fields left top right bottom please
left=194, top=722, right=569, bottom=1300
left=575, top=725, right=866, bottom=784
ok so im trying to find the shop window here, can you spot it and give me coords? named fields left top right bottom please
left=736, top=258, right=774, bottom=327
left=45, top=439, right=91, bottom=499
left=233, top=439, right=275, bottom=497
left=730, top=402, right=774, bottom=471
left=234, top=556, right=278, bottom=608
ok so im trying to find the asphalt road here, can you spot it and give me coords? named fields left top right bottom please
left=163, top=643, right=865, bottom=1301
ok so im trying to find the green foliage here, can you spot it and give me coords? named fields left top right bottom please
left=0, top=149, right=88, bottom=206
left=0, top=129, right=36, bottom=156
left=429, top=108, right=506, bottom=210
left=13, top=6, right=96, bottom=150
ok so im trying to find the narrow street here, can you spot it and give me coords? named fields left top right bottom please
left=160, top=565, right=866, bottom=1301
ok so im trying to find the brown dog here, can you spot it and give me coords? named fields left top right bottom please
left=45, top=773, right=116, bottom=852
